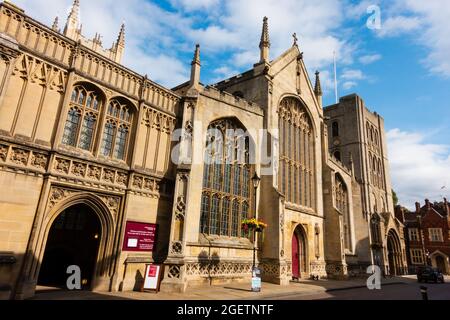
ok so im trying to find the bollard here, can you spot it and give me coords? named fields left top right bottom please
left=420, top=286, right=428, bottom=300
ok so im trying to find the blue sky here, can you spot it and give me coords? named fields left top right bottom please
left=13, top=0, right=450, bottom=208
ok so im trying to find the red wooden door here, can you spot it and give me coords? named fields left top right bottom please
left=292, top=233, right=299, bottom=279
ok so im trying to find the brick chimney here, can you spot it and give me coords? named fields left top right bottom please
left=395, top=206, right=405, bottom=223
left=444, top=198, right=449, bottom=216
left=415, top=202, right=421, bottom=213
left=425, top=199, right=431, bottom=210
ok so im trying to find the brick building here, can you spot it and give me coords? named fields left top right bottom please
left=396, top=199, right=450, bottom=274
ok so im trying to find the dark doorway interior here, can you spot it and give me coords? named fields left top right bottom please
left=436, top=255, right=446, bottom=274
left=38, top=204, right=101, bottom=290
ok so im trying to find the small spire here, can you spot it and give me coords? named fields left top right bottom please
left=64, top=0, right=81, bottom=39
left=192, top=44, right=200, bottom=65
left=68, top=0, right=80, bottom=23
left=52, top=16, right=59, bottom=31
left=314, top=71, right=322, bottom=96
left=259, top=16, right=270, bottom=63
left=189, top=44, right=201, bottom=89
left=260, top=17, right=270, bottom=48
left=117, top=23, right=125, bottom=47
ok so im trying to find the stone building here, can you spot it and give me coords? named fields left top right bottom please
left=396, top=199, right=450, bottom=274
left=0, top=1, right=406, bottom=299
left=324, top=95, right=408, bottom=276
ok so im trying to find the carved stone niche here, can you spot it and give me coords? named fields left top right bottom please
left=88, top=166, right=102, bottom=180
left=71, top=162, right=87, bottom=177
left=10, top=148, right=29, bottom=166
left=0, top=144, right=8, bottom=161
left=31, top=152, right=48, bottom=170
left=54, top=158, right=70, bottom=174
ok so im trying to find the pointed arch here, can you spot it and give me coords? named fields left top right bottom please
left=199, top=118, right=255, bottom=238
left=278, top=96, right=316, bottom=210
left=62, top=82, right=106, bottom=151
left=100, top=97, right=135, bottom=161
left=32, top=192, right=116, bottom=286
left=335, top=173, right=351, bottom=251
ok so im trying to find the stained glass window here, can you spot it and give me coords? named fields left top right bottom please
left=62, top=85, right=102, bottom=152
left=279, top=97, right=315, bottom=209
left=62, top=108, right=80, bottom=146
left=101, top=100, right=132, bottom=160
left=200, top=119, right=253, bottom=238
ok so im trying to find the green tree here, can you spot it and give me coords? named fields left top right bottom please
left=392, top=190, right=399, bottom=206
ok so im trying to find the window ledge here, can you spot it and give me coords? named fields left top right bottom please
left=189, top=235, right=254, bottom=250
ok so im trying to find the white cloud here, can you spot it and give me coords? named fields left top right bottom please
left=10, top=0, right=370, bottom=89
left=341, top=69, right=365, bottom=80
left=14, top=0, right=191, bottom=87
left=378, top=0, right=450, bottom=77
left=342, top=81, right=357, bottom=90
left=387, top=129, right=450, bottom=209
left=376, top=15, right=422, bottom=37
left=170, top=0, right=220, bottom=11
left=359, top=54, right=382, bottom=65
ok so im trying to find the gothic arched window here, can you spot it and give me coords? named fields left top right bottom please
left=332, top=121, right=339, bottom=137
left=200, top=119, right=253, bottom=238
left=335, top=174, right=351, bottom=250
left=370, top=214, right=382, bottom=246
left=62, top=85, right=102, bottom=150
left=334, top=150, right=341, bottom=161
left=100, top=99, right=133, bottom=160
left=279, top=97, right=316, bottom=209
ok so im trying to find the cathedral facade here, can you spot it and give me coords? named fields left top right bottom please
left=0, top=1, right=407, bottom=299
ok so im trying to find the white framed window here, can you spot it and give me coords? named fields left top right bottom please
left=429, top=228, right=443, bottom=242
left=410, top=249, right=424, bottom=265
left=408, top=228, right=419, bottom=242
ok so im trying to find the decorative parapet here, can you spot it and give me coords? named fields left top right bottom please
left=0, top=2, right=180, bottom=116
left=202, top=86, right=264, bottom=116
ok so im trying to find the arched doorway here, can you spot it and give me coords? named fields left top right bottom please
left=387, top=230, right=402, bottom=276
left=38, top=204, right=102, bottom=290
left=292, top=225, right=307, bottom=280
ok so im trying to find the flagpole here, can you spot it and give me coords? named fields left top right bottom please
left=334, top=50, right=338, bottom=104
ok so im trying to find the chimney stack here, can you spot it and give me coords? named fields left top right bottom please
left=425, top=199, right=431, bottom=209
left=415, top=202, right=421, bottom=213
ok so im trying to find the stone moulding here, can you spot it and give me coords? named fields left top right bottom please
left=0, top=141, right=49, bottom=173
left=47, top=185, right=122, bottom=221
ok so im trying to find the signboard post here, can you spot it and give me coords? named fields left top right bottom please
left=251, top=267, right=262, bottom=292
left=122, top=221, right=157, bottom=252
left=141, top=264, right=163, bottom=293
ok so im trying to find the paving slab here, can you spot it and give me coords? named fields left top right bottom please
left=29, top=276, right=420, bottom=300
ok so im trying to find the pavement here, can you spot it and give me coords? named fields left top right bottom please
left=29, top=275, right=428, bottom=300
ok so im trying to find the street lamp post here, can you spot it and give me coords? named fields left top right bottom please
left=251, top=172, right=261, bottom=270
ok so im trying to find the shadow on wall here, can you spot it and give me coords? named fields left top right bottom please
left=152, top=181, right=174, bottom=264
left=133, top=269, right=144, bottom=291
left=0, top=251, right=18, bottom=300
left=198, top=250, right=221, bottom=285
left=346, top=236, right=372, bottom=278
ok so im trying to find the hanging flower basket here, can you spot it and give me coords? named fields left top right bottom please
left=241, top=218, right=268, bottom=233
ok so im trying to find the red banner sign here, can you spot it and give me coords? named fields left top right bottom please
left=122, top=221, right=157, bottom=252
